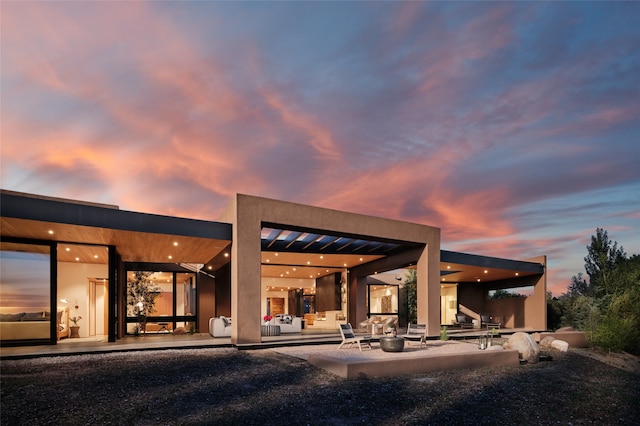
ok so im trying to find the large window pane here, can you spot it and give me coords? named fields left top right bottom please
left=0, top=242, right=51, bottom=341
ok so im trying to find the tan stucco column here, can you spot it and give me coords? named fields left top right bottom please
left=525, top=255, right=547, bottom=331
left=416, top=243, right=441, bottom=336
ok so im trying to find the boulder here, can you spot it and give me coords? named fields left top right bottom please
left=551, top=339, right=569, bottom=352
left=556, top=326, right=576, bottom=333
left=172, top=327, right=187, bottom=335
left=539, top=336, right=556, bottom=348
left=504, top=332, right=540, bottom=363
left=486, top=344, right=504, bottom=351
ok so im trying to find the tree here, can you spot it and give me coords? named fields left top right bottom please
left=127, top=271, right=161, bottom=335
left=567, top=272, right=590, bottom=296
left=404, top=269, right=417, bottom=325
left=546, top=291, right=563, bottom=330
left=584, top=228, right=626, bottom=296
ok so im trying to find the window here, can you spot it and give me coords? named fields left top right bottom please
left=367, top=284, right=399, bottom=315
left=0, top=242, right=52, bottom=341
left=125, top=269, right=196, bottom=334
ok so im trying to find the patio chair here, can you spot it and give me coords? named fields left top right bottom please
left=454, top=313, right=474, bottom=329
left=404, top=323, right=427, bottom=347
left=480, top=314, right=500, bottom=330
left=338, top=323, right=372, bottom=351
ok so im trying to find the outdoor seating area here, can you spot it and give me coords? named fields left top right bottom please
left=275, top=339, right=520, bottom=379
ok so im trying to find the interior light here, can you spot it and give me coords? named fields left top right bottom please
left=359, top=257, right=363, bottom=261
left=168, top=255, right=173, bottom=259
left=48, top=230, right=54, bottom=235
left=447, top=265, right=451, bottom=269
left=208, top=266, right=212, bottom=270
left=515, top=272, right=519, bottom=276
left=320, top=255, right=324, bottom=259
left=484, top=270, right=488, bottom=274
left=94, top=255, right=99, bottom=259
left=477, top=278, right=481, bottom=282
left=173, top=242, right=178, bottom=246
left=307, top=261, right=311, bottom=265
left=224, top=253, right=229, bottom=257
left=266, top=259, right=270, bottom=263
left=274, top=253, right=279, bottom=256
left=65, top=247, right=71, bottom=252
left=75, top=257, right=80, bottom=261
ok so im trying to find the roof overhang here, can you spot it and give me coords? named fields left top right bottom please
left=0, top=190, right=232, bottom=266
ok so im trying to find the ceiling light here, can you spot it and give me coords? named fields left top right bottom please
left=359, top=257, right=363, bottom=261
left=66, top=247, right=70, bottom=251
left=320, top=255, right=324, bottom=259
left=447, top=265, right=451, bottom=270
left=48, top=230, right=54, bottom=234
left=173, top=242, right=178, bottom=246
left=224, top=253, right=229, bottom=257
left=307, top=261, right=311, bottom=265
left=75, top=257, right=80, bottom=261
left=168, top=255, right=173, bottom=259
left=515, top=272, right=519, bottom=276
left=484, top=270, right=488, bottom=274
left=208, top=266, right=212, bottom=270
left=275, top=253, right=279, bottom=256
left=94, top=255, right=98, bottom=259
left=266, top=259, right=270, bottom=263
left=477, top=279, right=481, bottom=282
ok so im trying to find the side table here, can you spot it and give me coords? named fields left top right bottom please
left=380, top=336, right=405, bottom=352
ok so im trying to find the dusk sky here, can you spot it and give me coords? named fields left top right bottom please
left=2, top=2, right=639, bottom=296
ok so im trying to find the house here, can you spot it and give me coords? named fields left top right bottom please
left=0, top=190, right=546, bottom=346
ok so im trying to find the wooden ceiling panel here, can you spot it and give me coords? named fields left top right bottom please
left=1, top=217, right=230, bottom=265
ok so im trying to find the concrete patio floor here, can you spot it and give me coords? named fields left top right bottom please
left=273, top=339, right=520, bottom=379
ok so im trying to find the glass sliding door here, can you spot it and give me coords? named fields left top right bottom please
left=0, top=241, right=53, bottom=342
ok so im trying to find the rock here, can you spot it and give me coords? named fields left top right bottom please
left=172, top=327, right=187, bottom=335
left=556, top=326, right=576, bottom=333
left=504, top=332, right=540, bottom=363
left=539, top=336, right=556, bottom=348
left=551, top=339, right=569, bottom=352
left=486, top=344, right=504, bottom=351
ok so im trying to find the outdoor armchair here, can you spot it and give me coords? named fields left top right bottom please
left=480, top=314, right=500, bottom=329
left=404, top=323, right=427, bottom=347
left=338, top=323, right=372, bottom=351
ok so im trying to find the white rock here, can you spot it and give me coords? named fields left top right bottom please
left=551, top=339, right=569, bottom=352
left=539, top=336, right=556, bottom=347
left=504, top=332, right=540, bottom=363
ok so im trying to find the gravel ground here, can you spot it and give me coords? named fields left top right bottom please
left=1, top=346, right=639, bottom=425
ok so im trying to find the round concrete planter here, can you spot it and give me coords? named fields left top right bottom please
left=380, top=336, right=404, bottom=352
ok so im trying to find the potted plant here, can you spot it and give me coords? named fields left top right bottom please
left=69, top=313, right=82, bottom=338
left=387, top=323, right=397, bottom=337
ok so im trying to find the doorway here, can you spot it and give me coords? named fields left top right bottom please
left=88, top=278, right=108, bottom=337
left=440, top=284, right=458, bottom=326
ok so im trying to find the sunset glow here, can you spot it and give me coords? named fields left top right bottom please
left=2, top=2, right=639, bottom=295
